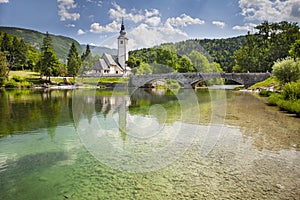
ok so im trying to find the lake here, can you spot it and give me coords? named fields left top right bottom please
left=0, top=88, right=299, bottom=199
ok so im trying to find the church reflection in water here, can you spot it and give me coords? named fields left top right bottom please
left=77, top=88, right=180, bottom=143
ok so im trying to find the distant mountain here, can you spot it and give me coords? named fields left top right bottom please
left=81, top=44, right=117, bottom=57
left=0, top=26, right=83, bottom=61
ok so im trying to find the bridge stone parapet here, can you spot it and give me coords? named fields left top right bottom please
left=129, top=72, right=271, bottom=88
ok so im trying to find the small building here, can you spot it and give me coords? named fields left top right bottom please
left=92, top=19, right=130, bottom=76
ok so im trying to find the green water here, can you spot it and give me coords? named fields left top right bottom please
left=0, top=88, right=299, bottom=199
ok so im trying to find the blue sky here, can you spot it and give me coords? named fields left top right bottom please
left=0, top=0, right=300, bottom=50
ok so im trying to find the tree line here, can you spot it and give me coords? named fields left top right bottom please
left=0, top=31, right=96, bottom=85
left=128, top=21, right=300, bottom=74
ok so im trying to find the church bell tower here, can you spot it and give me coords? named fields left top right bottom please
left=118, top=18, right=128, bottom=71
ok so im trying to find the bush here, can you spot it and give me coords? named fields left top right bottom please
left=5, top=76, right=31, bottom=88
left=272, top=57, right=300, bottom=83
left=267, top=81, right=300, bottom=117
left=281, top=80, right=300, bottom=101
left=268, top=93, right=282, bottom=106
left=12, top=75, right=23, bottom=82
left=259, top=90, right=273, bottom=97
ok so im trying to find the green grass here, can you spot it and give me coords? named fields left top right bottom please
left=248, top=77, right=280, bottom=90
left=266, top=80, right=300, bottom=117
left=4, top=71, right=130, bottom=88
left=98, top=77, right=129, bottom=83
left=9, top=71, right=40, bottom=78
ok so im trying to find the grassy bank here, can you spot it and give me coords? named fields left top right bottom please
left=2, top=71, right=130, bottom=88
left=259, top=80, right=300, bottom=117
left=248, top=76, right=280, bottom=90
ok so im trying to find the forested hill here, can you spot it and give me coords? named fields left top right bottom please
left=130, top=36, right=246, bottom=72
left=173, top=36, right=246, bottom=72
left=0, top=26, right=83, bottom=60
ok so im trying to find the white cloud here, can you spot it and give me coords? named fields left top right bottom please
left=100, top=23, right=188, bottom=50
left=165, top=14, right=205, bottom=27
left=145, top=17, right=161, bottom=27
left=66, top=24, right=75, bottom=27
left=145, top=9, right=159, bottom=18
left=57, top=0, right=80, bottom=21
left=212, top=21, right=226, bottom=28
left=0, top=0, right=9, bottom=3
left=239, top=0, right=300, bottom=22
left=77, top=29, right=86, bottom=35
left=108, top=3, right=160, bottom=23
left=90, top=21, right=119, bottom=33
left=232, top=23, right=257, bottom=32
left=108, top=2, right=127, bottom=20
left=93, top=3, right=205, bottom=49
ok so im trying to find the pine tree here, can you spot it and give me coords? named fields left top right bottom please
left=37, top=32, right=59, bottom=81
left=0, top=51, right=9, bottom=86
left=79, top=44, right=93, bottom=76
left=12, top=37, right=27, bottom=70
left=42, top=32, right=53, bottom=51
left=67, top=42, right=81, bottom=77
left=81, top=44, right=91, bottom=61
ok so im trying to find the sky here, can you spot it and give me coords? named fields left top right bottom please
left=0, top=0, right=300, bottom=50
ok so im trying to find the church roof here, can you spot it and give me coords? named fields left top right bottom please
left=93, top=58, right=109, bottom=71
left=92, top=53, right=126, bottom=72
left=103, top=53, right=118, bottom=66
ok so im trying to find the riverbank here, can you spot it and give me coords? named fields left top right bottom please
left=245, top=77, right=300, bottom=117
left=2, top=71, right=130, bottom=89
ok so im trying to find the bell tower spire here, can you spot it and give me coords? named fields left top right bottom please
left=120, top=17, right=126, bottom=34
left=118, top=18, right=128, bottom=71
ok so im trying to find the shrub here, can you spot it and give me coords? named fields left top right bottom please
left=268, top=93, right=282, bottom=106
left=259, top=90, right=273, bottom=97
left=5, top=76, right=31, bottom=88
left=281, top=80, right=300, bottom=101
left=272, top=57, right=300, bottom=83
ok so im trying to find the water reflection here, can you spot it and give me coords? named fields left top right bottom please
left=0, top=88, right=299, bottom=152
left=0, top=89, right=74, bottom=138
left=0, top=88, right=299, bottom=199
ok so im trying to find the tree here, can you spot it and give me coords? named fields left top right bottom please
left=67, top=42, right=81, bottom=77
left=188, top=50, right=211, bottom=72
left=79, top=44, right=93, bottom=76
left=272, top=57, right=300, bottom=83
left=37, top=32, right=59, bottom=81
left=178, top=55, right=194, bottom=73
left=234, top=21, right=300, bottom=72
left=289, top=39, right=300, bottom=59
left=38, top=48, right=59, bottom=81
left=81, top=44, right=91, bottom=61
left=126, top=55, right=141, bottom=68
left=136, top=63, right=152, bottom=74
left=12, top=37, right=27, bottom=70
left=26, top=45, right=40, bottom=70
left=156, top=49, right=179, bottom=70
left=1, top=33, right=13, bottom=73
left=0, top=51, right=9, bottom=86
left=41, top=32, right=53, bottom=51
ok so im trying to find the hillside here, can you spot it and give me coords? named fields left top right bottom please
left=0, top=26, right=83, bottom=61
left=129, top=36, right=246, bottom=72
left=81, top=44, right=117, bottom=57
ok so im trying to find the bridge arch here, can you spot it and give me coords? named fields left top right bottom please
left=138, top=77, right=185, bottom=88
left=129, top=73, right=271, bottom=88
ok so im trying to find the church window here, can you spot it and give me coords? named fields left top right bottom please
left=120, top=41, right=123, bottom=44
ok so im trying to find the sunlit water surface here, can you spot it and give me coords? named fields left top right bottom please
left=0, top=88, right=299, bottom=199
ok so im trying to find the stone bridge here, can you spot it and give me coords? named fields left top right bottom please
left=128, top=72, right=271, bottom=88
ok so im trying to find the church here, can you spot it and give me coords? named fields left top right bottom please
left=92, top=19, right=130, bottom=75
